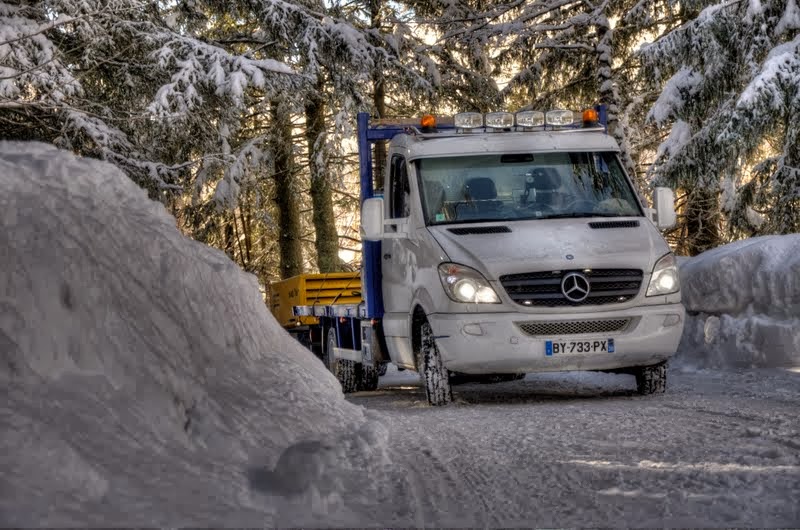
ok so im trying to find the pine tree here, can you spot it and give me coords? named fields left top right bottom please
left=642, top=0, right=800, bottom=251
left=0, top=1, right=300, bottom=192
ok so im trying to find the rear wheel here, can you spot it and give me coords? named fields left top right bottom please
left=635, top=361, right=667, bottom=395
left=418, top=320, right=453, bottom=406
left=324, top=326, right=358, bottom=393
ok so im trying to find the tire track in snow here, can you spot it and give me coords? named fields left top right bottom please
left=348, top=368, right=800, bottom=526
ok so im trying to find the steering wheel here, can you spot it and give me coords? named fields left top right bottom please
left=519, top=200, right=557, bottom=216
left=561, top=198, right=597, bottom=213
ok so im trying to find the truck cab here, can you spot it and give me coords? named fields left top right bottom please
left=360, top=109, right=684, bottom=404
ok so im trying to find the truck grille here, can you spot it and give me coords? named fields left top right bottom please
left=516, top=318, right=631, bottom=337
left=500, top=269, right=643, bottom=307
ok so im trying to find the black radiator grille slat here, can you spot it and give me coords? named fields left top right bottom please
left=501, top=278, right=561, bottom=288
left=589, top=289, right=641, bottom=297
left=500, top=268, right=643, bottom=307
left=591, top=282, right=641, bottom=290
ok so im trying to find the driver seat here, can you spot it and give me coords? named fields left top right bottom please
left=462, top=177, right=502, bottom=217
left=528, top=169, right=564, bottom=209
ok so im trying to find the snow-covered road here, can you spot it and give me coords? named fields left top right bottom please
left=347, top=365, right=800, bottom=527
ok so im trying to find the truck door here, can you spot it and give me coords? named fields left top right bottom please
left=381, top=153, right=417, bottom=368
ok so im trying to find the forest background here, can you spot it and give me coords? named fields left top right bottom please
left=2, top=0, right=798, bottom=295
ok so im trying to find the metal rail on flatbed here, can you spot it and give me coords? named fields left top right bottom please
left=293, top=303, right=367, bottom=319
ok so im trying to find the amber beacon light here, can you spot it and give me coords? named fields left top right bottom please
left=582, top=108, right=599, bottom=126
left=420, top=114, right=437, bottom=129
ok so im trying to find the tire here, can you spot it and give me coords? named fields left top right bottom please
left=323, top=326, right=358, bottom=393
left=359, top=364, right=380, bottom=391
left=635, top=361, right=667, bottom=395
left=418, top=320, right=453, bottom=406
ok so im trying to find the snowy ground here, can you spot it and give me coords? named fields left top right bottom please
left=347, top=364, right=800, bottom=527
left=2, top=142, right=798, bottom=527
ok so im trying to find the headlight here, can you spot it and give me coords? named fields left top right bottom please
left=438, top=263, right=500, bottom=303
left=646, top=253, right=680, bottom=296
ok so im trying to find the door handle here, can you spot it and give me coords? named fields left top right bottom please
left=383, top=253, right=392, bottom=260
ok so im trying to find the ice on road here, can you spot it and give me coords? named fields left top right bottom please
left=346, top=364, right=800, bottom=527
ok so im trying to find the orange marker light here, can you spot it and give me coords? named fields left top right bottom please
left=582, top=108, right=599, bottom=124
left=420, top=114, right=436, bottom=128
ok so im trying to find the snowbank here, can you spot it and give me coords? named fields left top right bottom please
left=677, top=235, right=800, bottom=369
left=0, top=142, right=384, bottom=526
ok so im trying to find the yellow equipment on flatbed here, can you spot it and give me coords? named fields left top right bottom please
left=269, top=270, right=388, bottom=385
left=269, top=272, right=362, bottom=353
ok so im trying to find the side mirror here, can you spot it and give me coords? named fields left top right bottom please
left=361, top=197, right=384, bottom=241
left=653, top=187, right=676, bottom=229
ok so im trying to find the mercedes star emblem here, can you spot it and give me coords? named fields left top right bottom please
left=561, top=272, right=591, bottom=302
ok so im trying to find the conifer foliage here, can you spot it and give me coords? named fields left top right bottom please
left=642, top=0, right=800, bottom=250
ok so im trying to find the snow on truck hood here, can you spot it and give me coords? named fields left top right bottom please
left=427, top=217, right=668, bottom=279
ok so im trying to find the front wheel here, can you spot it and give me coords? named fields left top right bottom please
left=324, top=326, right=358, bottom=393
left=418, top=320, right=453, bottom=406
left=634, top=361, right=667, bottom=395
left=358, top=364, right=380, bottom=391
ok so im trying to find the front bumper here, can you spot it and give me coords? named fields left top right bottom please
left=427, top=303, right=685, bottom=374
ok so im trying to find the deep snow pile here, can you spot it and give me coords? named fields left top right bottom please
left=677, top=235, right=800, bottom=368
left=0, top=142, right=387, bottom=526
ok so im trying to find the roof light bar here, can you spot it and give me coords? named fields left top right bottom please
left=454, top=112, right=483, bottom=129
left=515, top=111, right=545, bottom=128
left=485, top=111, right=514, bottom=129
left=381, top=106, right=603, bottom=135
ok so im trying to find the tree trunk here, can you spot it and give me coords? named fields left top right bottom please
left=271, top=97, right=304, bottom=279
left=683, top=187, right=721, bottom=256
left=305, top=80, right=341, bottom=273
left=774, top=116, right=800, bottom=233
left=596, top=13, right=637, bottom=180
left=370, top=0, right=388, bottom=192
left=223, top=213, right=235, bottom=260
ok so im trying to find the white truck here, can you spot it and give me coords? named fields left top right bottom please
left=276, top=107, right=684, bottom=405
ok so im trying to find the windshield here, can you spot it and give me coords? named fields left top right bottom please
left=416, top=152, right=642, bottom=225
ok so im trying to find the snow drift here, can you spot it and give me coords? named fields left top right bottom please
left=677, top=235, right=800, bottom=369
left=0, top=142, right=386, bottom=526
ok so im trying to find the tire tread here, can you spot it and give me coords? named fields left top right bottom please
left=418, top=321, right=453, bottom=406
left=635, top=361, right=667, bottom=395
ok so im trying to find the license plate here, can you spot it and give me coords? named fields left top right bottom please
left=545, top=338, right=615, bottom=356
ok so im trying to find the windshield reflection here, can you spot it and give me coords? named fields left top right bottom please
left=417, top=152, right=642, bottom=225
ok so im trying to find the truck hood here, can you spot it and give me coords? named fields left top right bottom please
left=427, top=218, right=668, bottom=279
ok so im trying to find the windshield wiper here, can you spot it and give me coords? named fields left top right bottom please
left=539, top=212, right=631, bottom=219
left=437, top=217, right=508, bottom=225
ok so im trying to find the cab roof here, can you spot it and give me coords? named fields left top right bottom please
left=391, top=130, right=621, bottom=160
